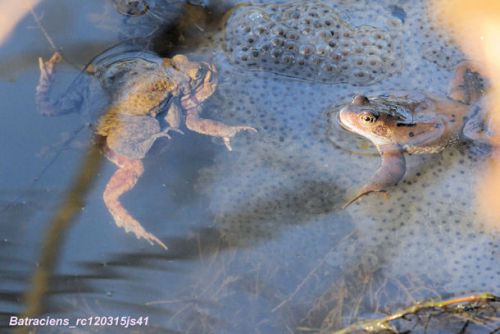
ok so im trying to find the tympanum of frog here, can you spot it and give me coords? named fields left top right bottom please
left=338, top=61, right=488, bottom=207
left=36, top=51, right=256, bottom=249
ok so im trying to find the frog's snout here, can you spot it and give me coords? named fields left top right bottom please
left=337, top=107, right=354, bottom=132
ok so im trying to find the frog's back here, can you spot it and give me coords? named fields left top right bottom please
left=401, top=94, right=470, bottom=153
left=111, top=74, right=176, bottom=116
left=94, top=52, right=176, bottom=116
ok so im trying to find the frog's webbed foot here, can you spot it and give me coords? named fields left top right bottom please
left=36, top=52, right=64, bottom=116
left=343, top=145, right=406, bottom=209
left=150, top=127, right=183, bottom=141
left=103, top=151, right=167, bottom=250
left=462, top=105, right=493, bottom=144
left=449, top=61, right=486, bottom=105
left=185, top=110, right=257, bottom=151
left=161, top=127, right=185, bottom=140
left=221, top=126, right=258, bottom=151
left=343, top=185, right=390, bottom=209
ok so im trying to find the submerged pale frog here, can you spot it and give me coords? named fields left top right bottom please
left=36, top=51, right=256, bottom=249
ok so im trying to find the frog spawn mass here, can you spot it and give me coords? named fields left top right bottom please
left=224, top=1, right=402, bottom=84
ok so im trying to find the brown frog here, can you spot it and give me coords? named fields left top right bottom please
left=338, top=62, right=488, bottom=207
left=36, top=51, right=256, bottom=249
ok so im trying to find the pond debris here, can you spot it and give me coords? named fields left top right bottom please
left=29, top=4, right=57, bottom=52
left=331, top=293, right=500, bottom=334
left=112, top=0, right=150, bottom=17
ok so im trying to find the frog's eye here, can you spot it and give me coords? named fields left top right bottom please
left=359, top=111, right=378, bottom=123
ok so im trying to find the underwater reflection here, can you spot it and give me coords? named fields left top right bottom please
left=20, top=140, right=103, bottom=330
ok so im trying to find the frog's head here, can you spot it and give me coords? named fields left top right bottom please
left=171, top=55, right=208, bottom=82
left=338, top=95, right=402, bottom=146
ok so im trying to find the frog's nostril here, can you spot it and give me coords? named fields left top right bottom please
left=352, top=95, right=370, bottom=105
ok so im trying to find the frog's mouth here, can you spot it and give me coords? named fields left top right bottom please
left=327, top=109, right=379, bottom=156
left=336, top=109, right=354, bottom=133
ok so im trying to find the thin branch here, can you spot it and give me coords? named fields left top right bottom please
left=28, top=2, right=58, bottom=51
left=332, top=293, right=500, bottom=334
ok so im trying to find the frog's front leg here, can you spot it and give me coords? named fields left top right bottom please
left=164, top=100, right=185, bottom=137
left=192, top=63, right=218, bottom=102
left=344, top=145, right=406, bottom=208
left=103, top=150, right=167, bottom=249
left=183, top=105, right=257, bottom=151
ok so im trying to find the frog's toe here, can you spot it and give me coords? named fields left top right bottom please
left=38, top=52, right=62, bottom=76
left=38, top=57, right=47, bottom=74
left=240, top=126, right=258, bottom=133
left=223, top=137, right=233, bottom=151
left=36, top=52, right=64, bottom=117
left=343, top=192, right=365, bottom=209
left=222, top=126, right=257, bottom=151
left=113, top=214, right=168, bottom=250
left=165, top=127, right=185, bottom=136
left=343, top=188, right=387, bottom=209
left=155, top=127, right=184, bottom=141
left=230, top=125, right=258, bottom=137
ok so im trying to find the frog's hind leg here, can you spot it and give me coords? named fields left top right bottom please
left=103, top=150, right=167, bottom=250
left=37, top=52, right=91, bottom=117
left=343, top=146, right=406, bottom=208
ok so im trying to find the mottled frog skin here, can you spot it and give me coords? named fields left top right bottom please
left=36, top=51, right=256, bottom=249
left=338, top=61, right=486, bottom=207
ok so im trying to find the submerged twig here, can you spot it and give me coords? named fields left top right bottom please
left=332, top=293, right=500, bottom=334
left=28, top=3, right=58, bottom=52
left=272, top=257, right=325, bottom=313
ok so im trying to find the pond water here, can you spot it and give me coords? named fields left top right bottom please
left=0, top=0, right=498, bottom=333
